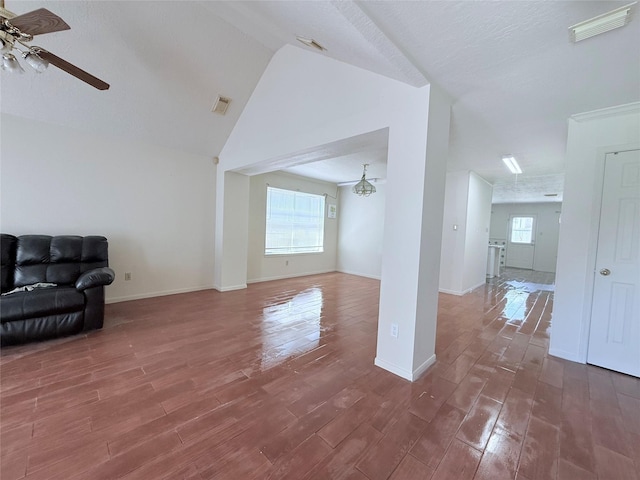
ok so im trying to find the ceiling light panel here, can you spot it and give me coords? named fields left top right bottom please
left=502, top=155, right=522, bottom=174
left=569, top=2, right=636, bottom=42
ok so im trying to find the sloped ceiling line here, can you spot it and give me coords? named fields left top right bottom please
left=330, top=0, right=428, bottom=87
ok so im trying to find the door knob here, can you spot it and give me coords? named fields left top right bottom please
left=600, top=268, right=611, bottom=276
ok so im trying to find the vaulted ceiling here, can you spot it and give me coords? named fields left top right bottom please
left=2, top=1, right=639, bottom=203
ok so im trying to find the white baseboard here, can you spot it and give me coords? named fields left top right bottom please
left=336, top=269, right=381, bottom=280
left=439, top=288, right=464, bottom=296
left=247, top=269, right=335, bottom=284
left=548, top=348, right=584, bottom=363
left=374, top=357, right=413, bottom=381
left=439, top=281, right=486, bottom=296
left=214, top=284, right=248, bottom=292
left=467, top=281, right=487, bottom=292
left=412, top=354, right=437, bottom=380
left=374, top=354, right=437, bottom=382
left=106, top=285, right=215, bottom=304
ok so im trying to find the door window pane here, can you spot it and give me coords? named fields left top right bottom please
left=511, top=216, right=534, bottom=244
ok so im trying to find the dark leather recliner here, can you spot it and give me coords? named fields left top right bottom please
left=1, top=234, right=115, bottom=346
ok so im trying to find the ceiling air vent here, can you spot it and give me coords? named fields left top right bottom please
left=211, top=96, right=231, bottom=115
left=296, top=35, right=326, bottom=51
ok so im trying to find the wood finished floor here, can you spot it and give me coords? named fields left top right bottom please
left=1, top=269, right=639, bottom=480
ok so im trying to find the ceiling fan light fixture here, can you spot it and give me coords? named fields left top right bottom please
left=569, top=2, right=636, bottom=42
left=502, top=155, right=522, bottom=174
left=0, top=37, right=11, bottom=53
left=1, top=24, right=18, bottom=54
left=23, top=49, right=48, bottom=73
left=0, top=6, right=109, bottom=89
left=352, top=164, right=376, bottom=197
left=1, top=52, right=24, bottom=73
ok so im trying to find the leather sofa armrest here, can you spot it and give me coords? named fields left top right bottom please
left=75, top=267, right=115, bottom=291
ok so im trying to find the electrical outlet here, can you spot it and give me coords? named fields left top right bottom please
left=124, top=272, right=132, bottom=281
left=391, top=323, right=399, bottom=338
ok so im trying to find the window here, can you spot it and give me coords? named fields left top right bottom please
left=510, top=216, right=534, bottom=244
left=265, top=187, right=325, bottom=255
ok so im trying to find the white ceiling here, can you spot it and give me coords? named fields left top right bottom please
left=236, top=128, right=390, bottom=184
left=2, top=1, right=639, bottom=203
left=0, top=1, right=273, bottom=157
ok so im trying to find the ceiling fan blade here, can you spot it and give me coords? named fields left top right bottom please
left=8, top=8, right=70, bottom=36
left=38, top=50, right=109, bottom=91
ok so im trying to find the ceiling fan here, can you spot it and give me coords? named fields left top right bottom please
left=0, top=1, right=109, bottom=90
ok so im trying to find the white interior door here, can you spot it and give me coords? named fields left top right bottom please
left=506, top=215, right=536, bottom=269
left=587, top=149, right=640, bottom=377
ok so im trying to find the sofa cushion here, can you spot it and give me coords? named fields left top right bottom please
left=0, top=287, right=84, bottom=323
left=13, top=236, right=109, bottom=288
left=14, top=235, right=54, bottom=287
left=1, top=234, right=17, bottom=293
left=1, top=313, right=84, bottom=347
left=48, top=236, right=83, bottom=285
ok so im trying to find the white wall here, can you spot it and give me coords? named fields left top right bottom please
left=463, top=173, right=493, bottom=290
left=217, top=171, right=250, bottom=292
left=247, top=171, right=339, bottom=283
left=411, top=88, right=451, bottom=373
left=336, top=183, right=386, bottom=280
left=439, top=171, right=492, bottom=295
left=551, top=103, right=640, bottom=363
left=439, top=171, right=468, bottom=294
left=490, top=202, right=562, bottom=273
left=0, top=113, right=216, bottom=303
left=216, top=45, right=451, bottom=381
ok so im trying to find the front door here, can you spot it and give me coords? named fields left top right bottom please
left=506, top=215, right=536, bottom=269
left=587, top=149, right=640, bottom=377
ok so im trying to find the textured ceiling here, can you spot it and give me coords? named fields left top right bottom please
left=0, top=1, right=272, bottom=158
left=492, top=174, right=565, bottom=204
left=2, top=1, right=639, bottom=204
left=212, top=0, right=640, bottom=202
left=237, top=129, right=389, bottom=183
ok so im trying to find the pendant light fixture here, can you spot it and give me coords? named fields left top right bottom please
left=352, top=164, right=376, bottom=197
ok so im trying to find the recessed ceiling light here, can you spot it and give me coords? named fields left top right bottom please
left=295, top=36, right=326, bottom=51
left=502, top=155, right=522, bottom=174
left=569, top=2, right=636, bottom=42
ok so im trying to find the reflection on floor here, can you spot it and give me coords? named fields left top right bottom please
left=1, top=269, right=639, bottom=480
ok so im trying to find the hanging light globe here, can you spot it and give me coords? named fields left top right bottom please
left=352, top=164, right=376, bottom=197
left=23, top=49, right=49, bottom=73
left=1, top=53, right=24, bottom=73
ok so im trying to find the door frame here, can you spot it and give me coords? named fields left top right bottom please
left=581, top=145, right=640, bottom=363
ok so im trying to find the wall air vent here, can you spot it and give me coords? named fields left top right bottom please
left=211, top=96, right=231, bottom=115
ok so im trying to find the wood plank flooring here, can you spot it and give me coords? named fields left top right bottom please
left=1, top=269, right=639, bottom=479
